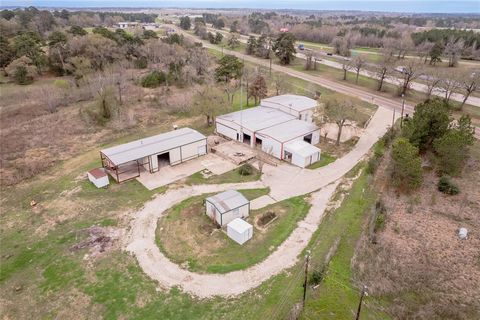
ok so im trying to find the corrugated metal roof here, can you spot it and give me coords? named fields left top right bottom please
left=100, top=127, right=206, bottom=165
left=261, top=94, right=317, bottom=112
left=216, top=107, right=295, bottom=132
left=284, top=140, right=321, bottom=157
left=257, top=119, right=318, bottom=142
left=227, top=218, right=252, bottom=233
left=206, top=190, right=249, bottom=214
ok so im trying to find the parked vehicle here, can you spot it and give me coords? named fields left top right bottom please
left=298, top=44, right=305, bottom=50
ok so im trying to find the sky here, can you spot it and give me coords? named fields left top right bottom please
left=1, top=0, right=480, bottom=14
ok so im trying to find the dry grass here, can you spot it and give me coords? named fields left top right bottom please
left=0, top=72, right=203, bottom=186
left=353, top=142, right=480, bottom=319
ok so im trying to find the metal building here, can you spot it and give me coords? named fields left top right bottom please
left=100, top=128, right=207, bottom=182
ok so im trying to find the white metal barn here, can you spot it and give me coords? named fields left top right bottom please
left=87, top=168, right=109, bottom=188
left=100, top=128, right=207, bottom=182
left=227, top=218, right=253, bottom=245
left=215, top=95, right=322, bottom=167
left=205, top=190, right=250, bottom=226
left=260, top=94, right=317, bottom=122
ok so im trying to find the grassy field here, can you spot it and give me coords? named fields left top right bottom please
left=156, top=193, right=309, bottom=273
left=184, top=164, right=261, bottom=185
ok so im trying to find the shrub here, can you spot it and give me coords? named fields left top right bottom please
left=373, top=200, right=387, bottom=233
left=238, top=163, right=254, bottom=176
left=438, top=176, right=460, bottom=195
left=134, top=57, right=148, bottom=69
left=141, top=71, right=166, bottom=88
left=390, top=138, right=423, bottom=191
left=310, top=267, right=325, bottom=285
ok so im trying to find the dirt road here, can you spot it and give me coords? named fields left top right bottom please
left=125, top=106, right=392, bottom=298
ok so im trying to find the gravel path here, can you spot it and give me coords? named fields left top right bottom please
left=124, top=107, right=392, bottom=298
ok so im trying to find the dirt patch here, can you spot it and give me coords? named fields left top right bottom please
left=71, top=226, right=125, bottom=261
left=258, top=211, right=277, bottom=227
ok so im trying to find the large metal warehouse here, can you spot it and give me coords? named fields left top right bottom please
left=215, top=95, right=321, bottom=168
left=260, top=94, right=317, bottom=122
left=100, top=128, right=207, bottom=182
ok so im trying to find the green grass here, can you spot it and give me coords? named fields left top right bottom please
left=301, top=168, right=389, bottom=319
left=185, top=165, right=261, bottom=185
left=156, top=194, right=310, bottom=274
left=307, top=152, right=337, bottom=169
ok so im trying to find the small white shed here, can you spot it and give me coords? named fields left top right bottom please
left=205, top=190, right=250, bottom=226
left=227, top=218, right=253, bottom=245
left=87, top=168, right=109, bottom=188
left=284, top=140, right=321, bottom=168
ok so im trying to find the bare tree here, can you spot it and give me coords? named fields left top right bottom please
left=342, top=59, right=351, bottom=81
left=249, top=72, right=268, bottom=105
left=274, top=75, right=287, bottom=95
left=459, top=70, right=480, bottom=108
left=438, top=72, right=461, bottom=103
left=322, top=96, right=357, bottom=146
left=351, top=56, right=366, bottom=84
left=398, top=59, right=424, bottom=96
left=444, top=37, right=464, bottom=67
left=424, top=68, right=443, bottom=99
left=39, top=85, right=61, bottom=113
left=416, top=41, right=435, bottom=64
left=193, top=85, right=228, bottom=126
left=375, top=50, right=394, bottom=91
left=223, top=79, right=240, bottom=108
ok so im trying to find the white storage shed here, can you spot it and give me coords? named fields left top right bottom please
left=227, top=218, right=253, bottom=245
left=205, top=190, right=250, bottom=226
left=100, top=128, right=207, bottom=182
left=284, top=140, right=321, bottom=168
left=87, top=168, right=109, bottom=188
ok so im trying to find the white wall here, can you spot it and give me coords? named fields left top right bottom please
left=227, top=224, right=253, bottom=245
left=311, top=130, right=320, bottom=144
left=259, top=136, right=282, bottom=159
left=87, top=173, right=109, bottom=188
left=216, top=121, right=238, bottom=140
left=221, top=204, right=249, bottom=226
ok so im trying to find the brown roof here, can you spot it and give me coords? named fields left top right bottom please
left=88, top=168, right=107, bottom=179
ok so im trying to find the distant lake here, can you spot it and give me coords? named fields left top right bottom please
left=1, top=0, right=480, bottom=14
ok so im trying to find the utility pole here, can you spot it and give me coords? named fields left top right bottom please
left=302, top=250, right=311, bottom=309
left=391, top=105, right=396, bottom=128
left=355, top=285, right=367, bottom=320
left=400, top=93, right=405, bottom=128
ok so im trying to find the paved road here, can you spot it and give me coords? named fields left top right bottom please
left=205, top=27, right=479, bottom=107
left=177, top=27, right=480, bottom=139
left=125, top=107, right=393, bottom=298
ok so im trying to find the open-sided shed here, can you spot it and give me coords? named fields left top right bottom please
left=100, top=128, right=207, bottom=182
left=205, top=190, right=250, bottom=226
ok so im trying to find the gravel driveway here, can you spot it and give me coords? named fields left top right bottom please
left=124, top=107, right=392, bottom=298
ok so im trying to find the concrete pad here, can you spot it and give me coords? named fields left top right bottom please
left=212, top=140, right=256, bottom=165
left=136, top=154, right=237, bottom=190
left=250, top=195, right=277, bottom=210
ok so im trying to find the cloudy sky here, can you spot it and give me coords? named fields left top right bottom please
left=1, top=0, right=479, bottom=13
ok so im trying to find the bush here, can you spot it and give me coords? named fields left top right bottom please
left=373, top=200, right=387, bottom=233
left=310, top=267, right=325, bottom=285
left=438, top=176, right=460, bottom=195
left=140, top=71, right=166, bottom=88
left=134, top=57, right=148, bottom=69
left=390, top=138, right=423, bottom=191
left=238, top=163, right=254, bottom=176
